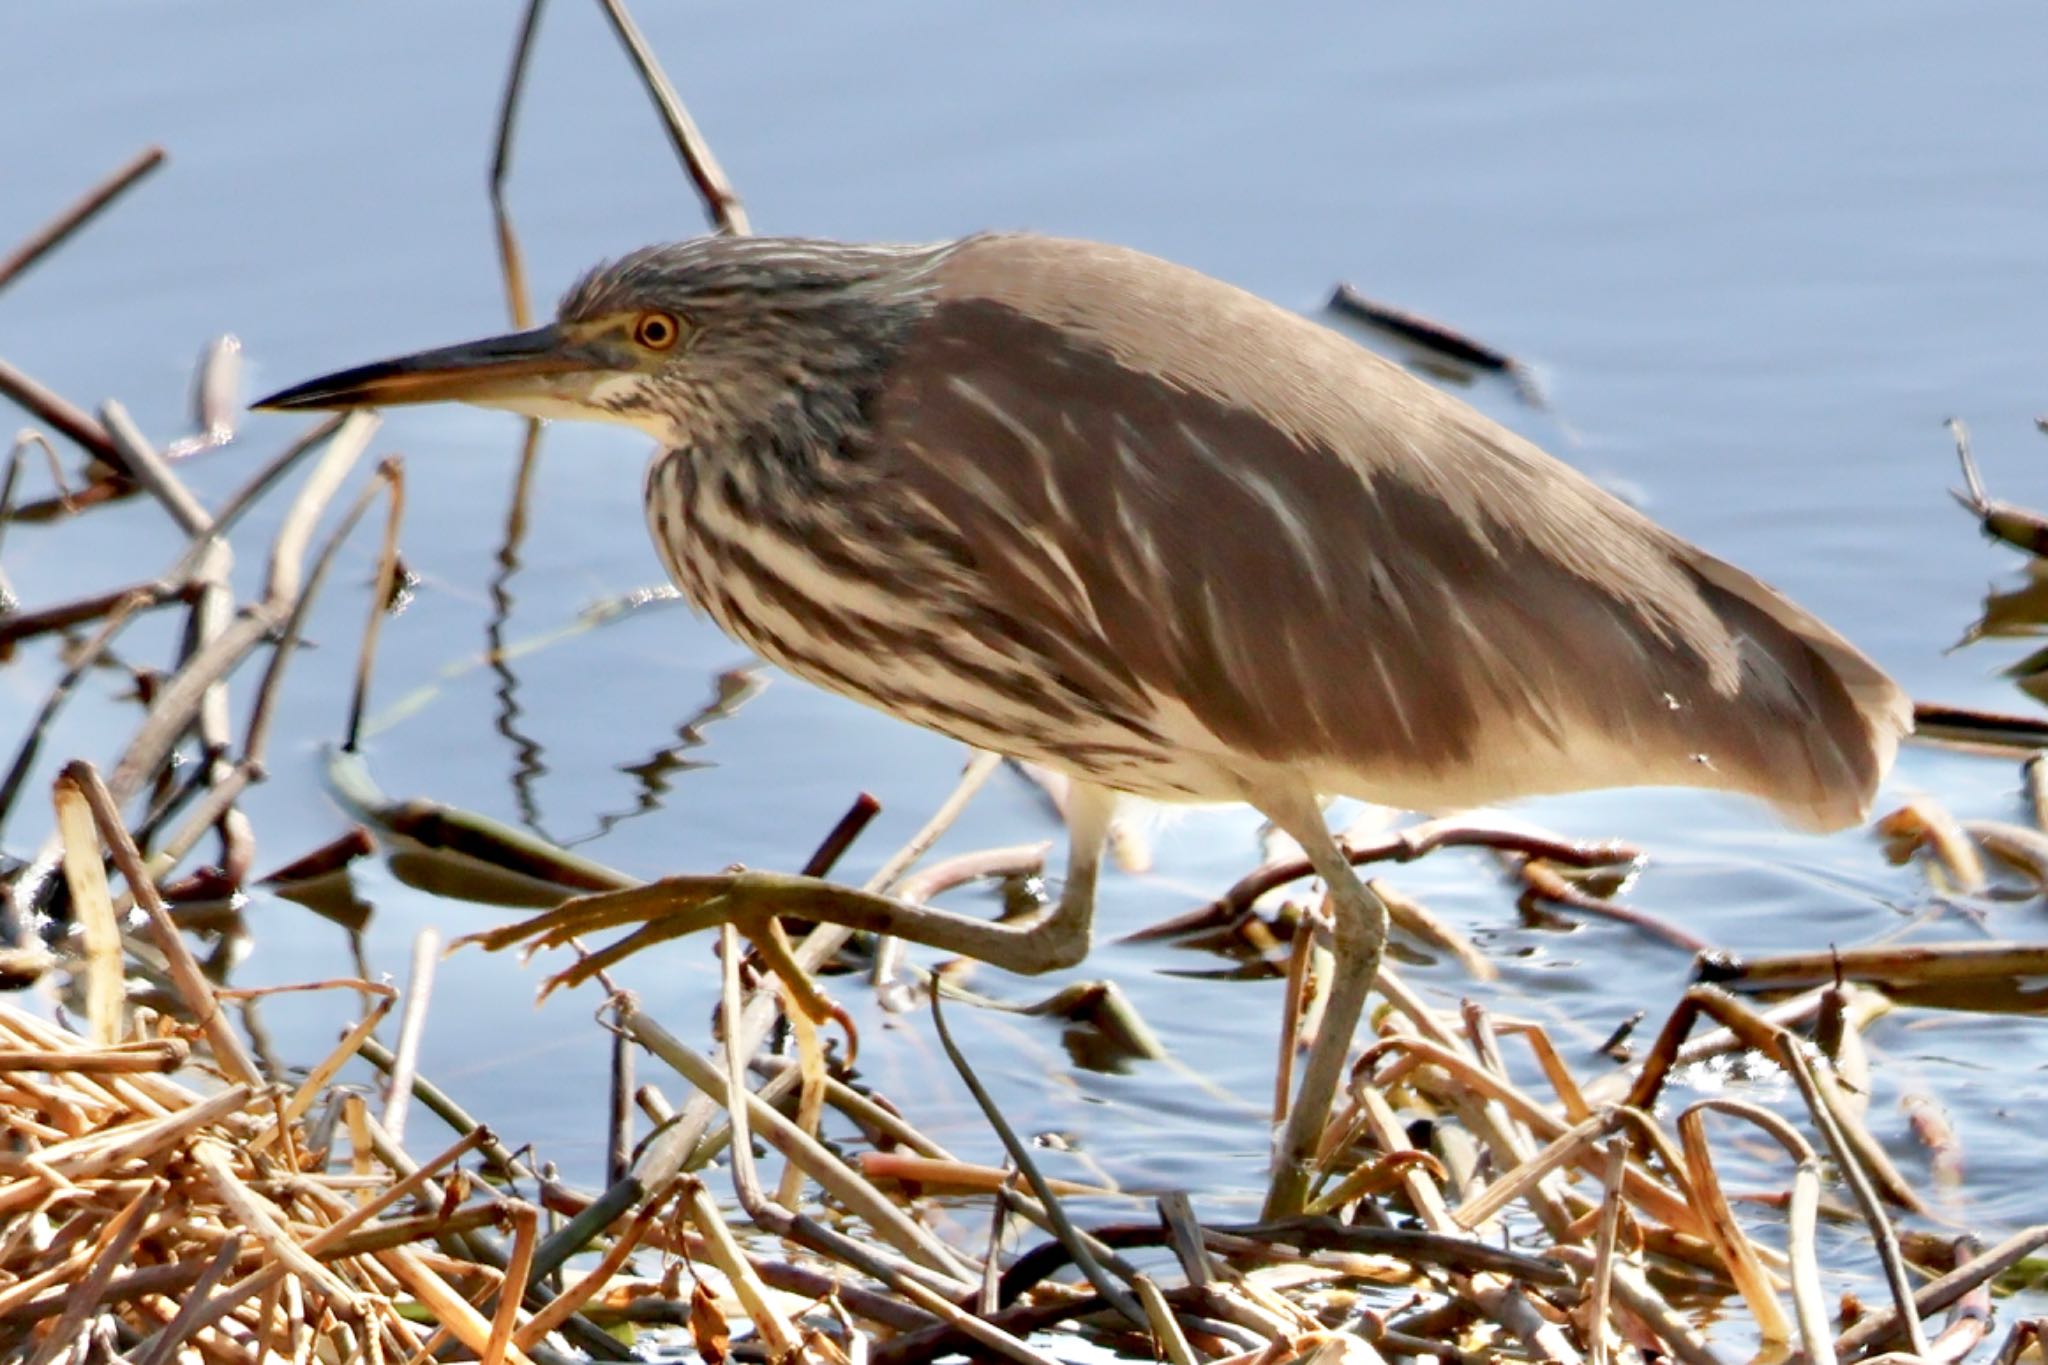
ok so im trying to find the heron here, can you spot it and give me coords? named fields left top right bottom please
left=255, top=232, right=1910, bottom=1215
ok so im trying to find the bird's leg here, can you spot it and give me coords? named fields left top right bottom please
left=1258, top=791, right=1392, bottom=1220
left=468, top=781, right=1118, bottom=984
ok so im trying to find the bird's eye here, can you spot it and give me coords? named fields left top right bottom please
left=633, top=311, right=681, bottom=350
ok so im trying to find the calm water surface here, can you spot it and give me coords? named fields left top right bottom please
left=6, top=1, right=2048, bottom=1340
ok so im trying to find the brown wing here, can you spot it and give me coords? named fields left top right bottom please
left=865, top=234, right=1907, bottom=829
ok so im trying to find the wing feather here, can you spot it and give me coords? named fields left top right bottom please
left=865, top=235, right=1907, bottom=829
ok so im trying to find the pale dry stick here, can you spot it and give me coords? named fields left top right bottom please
left=384, top=928, right=440, bottom=1145
left=104, top=410, right=376, bottom=806
left=1778, top=1038, right=1928, bottom=1358
left=378, top=1241, right=541, bottom=1365
left=1707, top=941, right=2048, bottom=993
left=0, top=429, right=45, bottom=604
left=977, top=1181, right=1011, bottom=1314
left=0, top=1083, right=253, bottom=1188
left=99, top=400, right=210, bottom=536
left=1351, top=1072, right=1452, bottom=1229
left=68, top=762, right=262, bottom=1088
left=0, top=1041, right=185, bottom=1074
left=0, top=1006, right=193, bottom=1113
left=1620, top=985, right=1922, bottom=1213
left=1582, top=1137, right=1628, bottom=1365
left=2027, top=753, right=2048, bottom=833
left=53, top=774, right=123, bottom=1044
left=1450, top=1112, right=1610, bottom=1231
left=772, top=970, right=827, bottom=1209
left=103, top=402, right=240, bottom=793
left=748, top=1056, right=1142, bottom=1286
left=485, top=1203, right=540, bottom=1365
left=1455, top=1000, right=1580, bottom=1240
left=866, top=749, right=1004, bottom=986
left=1683, top=1099, right=1830, bottom=1365
left=122, top=761, right=257, bottom=898
left=138, top=1127, right=492, bottom=1358
left=590, top=0, right=750, bottom=235
left=168, top=413, right=355, bottom=586
left=1947, top=416, right=2048, bottom=555
left=680, top=1173, right=805, bottom=1364
left=1494, top=1020, right=1594, bottom=1125
left=0, top=145, right=166, bottom=292
left=528, top=1185, right=940, bottom=1339
left=1390, top=1030, right=1578, bottom=1244
left=24, top=1179, right=167, bottom=1365
left=1135, top=1274, right=1203, bottom=1365
left=1673, top=1103, right=1793, bottom=1344
left=191, top=1137, right=359, bottom=1309
left=651, top=1047, right=801, bottom=1175
left=1964, top=818, right=2048, bottom=891
left=0, top=411, right=349, bottom=655
left=1158, top=1194, right=1219, bottom=1291
left=0, top=1213, right=130, bottom=1320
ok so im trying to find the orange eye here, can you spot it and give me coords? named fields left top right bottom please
left=634, top=311, right=681, bottom=350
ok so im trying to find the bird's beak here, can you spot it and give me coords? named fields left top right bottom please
left=252, top=324, right=600, bottom=413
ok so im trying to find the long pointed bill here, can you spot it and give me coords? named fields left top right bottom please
left=251, top=325, right=597, bottom=412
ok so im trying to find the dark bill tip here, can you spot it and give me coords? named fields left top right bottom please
left=250, top=324, right=585, bottom=412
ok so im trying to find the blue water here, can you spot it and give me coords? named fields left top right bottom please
left=5, top=2, right=2048, bottom=1346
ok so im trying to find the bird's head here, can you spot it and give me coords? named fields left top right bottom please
left=254, top=236, right=946, bottom=449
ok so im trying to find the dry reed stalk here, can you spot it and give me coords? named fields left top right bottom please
left=1674, top=1105, right=1792, bottom=1343
left=53, top=773, right=123, bottom=1045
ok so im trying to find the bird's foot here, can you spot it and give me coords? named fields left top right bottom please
left=451, top=869, right=899, bottom=1018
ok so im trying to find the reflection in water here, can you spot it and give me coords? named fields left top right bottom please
left=486, top=421, right=554, bottom=838
left=1955, top=562, right=2048, bottom=707
left=479, top=419, right=766, bottom=846
left=1960, top=560, right=2048, bottom=644
left=568, top=665, right=765, bottom=847
left=273, top=869, right=375, bottom=982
